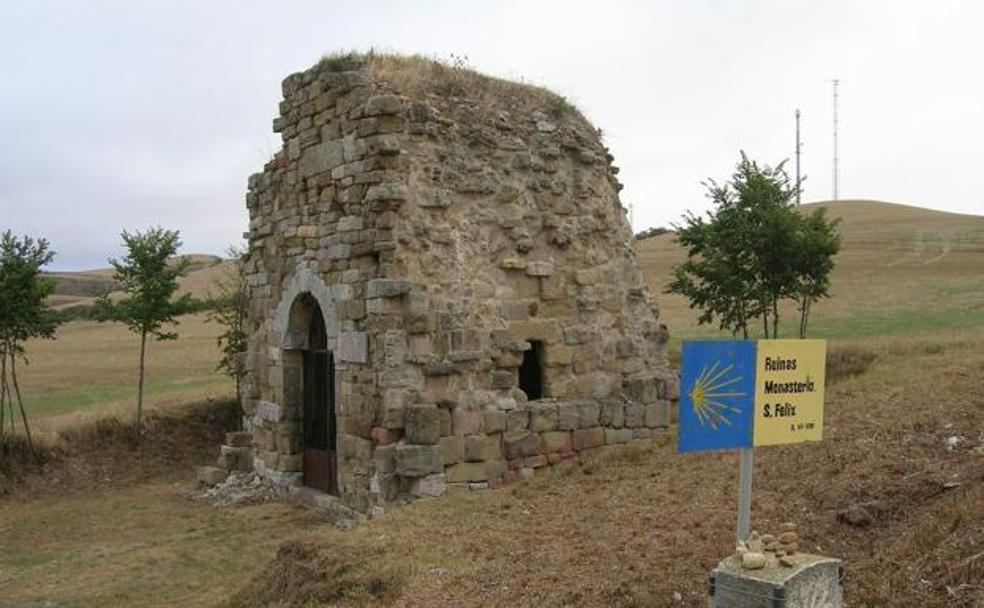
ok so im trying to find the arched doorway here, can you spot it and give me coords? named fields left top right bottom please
left=295, top=295, right=338, bottom=494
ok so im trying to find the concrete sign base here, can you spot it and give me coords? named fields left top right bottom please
left=709, top=553, right=843, bottom=607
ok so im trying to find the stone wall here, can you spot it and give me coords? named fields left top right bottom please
left=240, top=55, right=673, bottom=514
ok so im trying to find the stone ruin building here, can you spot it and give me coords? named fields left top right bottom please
left=211, top=54, right=674, bottom=515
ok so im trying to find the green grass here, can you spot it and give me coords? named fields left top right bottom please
left=668, top=305, right=984, bottom=351
left=24, top=376, right=230, bottom=417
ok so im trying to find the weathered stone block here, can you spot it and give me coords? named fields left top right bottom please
left=625, top=376, right=659, bottom=404
left=709, top=554, right=844, bottom=608
left=578, top=401, right=601, bottom=428
left=366, top=278, right=410, bottom=298
left=644, top=402, right=668, bottom=428
left=452, top=407, right=483, bottom=436
left=395, top=444, right=444, bottom=477
left=339, top=434, right=373, bottom=462
left=491, top=370, right=517, bottom=389
left=253, top=428, right=275, bottom=451
left=530, top=402, right=559, bottom=432
left=572, top=427, right=605, bottom=451
left=604, top=428, right=633, bottom=445
left=616, top=338, right=637, bottom=358
left=541, top=431, right=572, bottom=453
left=364, top=94, right=403, bottom=116
left=380, top=402, right=406, bottom=429
left=543, top=345, right=573, bottom=367
left=255, top=400, right=281, bottom=423
left=405, top=404, right=441, bottom=445
left=538, top=269, right=564, bottom=297
left=338, top=331, right=368, bottom=363
left=409, top=473, right=447, bottom=497
left=503, top=431, right=541, bottom=459
left=556, top=402, right=580, bottom=430
left=666, top=376, right=680, bottom=401
left=526, top=261, right=554, bottom=276
left=439, top=435, right=465, bottom=465
left=600, top=399, right=625, bottom=428
left=482, top=410, right=506, bottom=433
left=624, top=403, right=643, bottom=428
left=446, top=461, right=491, bottom=483
left=373, top=473, right=401, bottom=502
left=465, top=434, right=502, bottom=462
left=217, top=446, right=252, bottom=471
left=365, top=183, right=408, bottom=202
left=438, top=408, right=452, bottom=436
left=506, top=408, right=530, bottom=431
left=499, top=301, right=530, bottom=321
left=371, top=426, right=401, bottom=445
left=574, top=268, right=601, bottom=285
left=374, top=444, right=396, bottom=474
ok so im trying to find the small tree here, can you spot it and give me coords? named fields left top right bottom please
left=669, top=199, right=763, bottom=338
left=791, top=209, right=841, bottom=337
left=207, top=246, right=249, bottom=405
left=669, top=153, right=839, bottom=339
left=98, top=227, right=192, bottom=427
left=0, top=231, right=60, bottom=459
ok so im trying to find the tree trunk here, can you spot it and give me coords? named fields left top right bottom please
left=137, top=329, right=147, bottom=428
left=772, top=297, right=779, bottom=339
left=801, top=299, right=812, bottom=339
left=798, top=297, right=806, bottom=339
left=9, top=352, right=38, bottom=462
left=2, top=349, right=15, bottom=435
left=0, top=346, right=7, bottom=434
left=762, top=310, right=770, bottom=339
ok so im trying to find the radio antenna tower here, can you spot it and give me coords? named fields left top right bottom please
left=832, top=79, right=840, bottom=201
left=795, top=109, right=802, bottom=205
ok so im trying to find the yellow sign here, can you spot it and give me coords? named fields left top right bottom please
left=752, top=339, right=826, bottom=446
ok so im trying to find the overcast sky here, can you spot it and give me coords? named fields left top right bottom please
left=2, top=0, right=981, bottom=270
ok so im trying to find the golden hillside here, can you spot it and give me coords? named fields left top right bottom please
left=635, top=200, right=984, bottom=339
left=45, top=254, right=235, bottom=309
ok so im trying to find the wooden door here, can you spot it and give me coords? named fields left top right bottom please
left=302, top=309, right=337, bottom=494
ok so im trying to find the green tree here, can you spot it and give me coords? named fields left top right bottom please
left=98, top=227, right=192, bottom=426
left=207, top=246, right=249, bottom=406
left=791, top=209, right=841, bottom=337
left=0, top=231, right=60, bottom=459
left=668, top=153, right=839, bottom=339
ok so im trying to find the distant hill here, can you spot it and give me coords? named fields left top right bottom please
left=635, top=199, right=984, bottom=338
left=45, top=254, right=233, bottom=310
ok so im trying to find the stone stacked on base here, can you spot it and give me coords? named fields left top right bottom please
left=197, top=431, right=254, bottom=486
left=236, top=54, right=673, bottom=514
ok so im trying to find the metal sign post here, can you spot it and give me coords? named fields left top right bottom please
left=736, top=447, right=753, bottom=543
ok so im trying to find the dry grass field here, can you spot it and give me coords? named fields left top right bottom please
left=16, top=255, right=237, bottom=438
left=2, top=200, right=982, bottom=607
left=17, top=313, right=232, bottom=438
